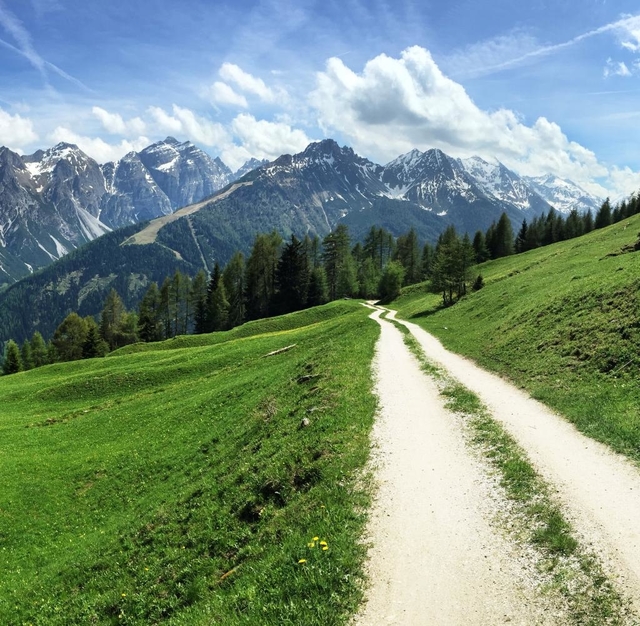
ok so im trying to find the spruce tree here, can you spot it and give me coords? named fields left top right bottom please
left=307, top=266, right=329, bottom=306
left=138, top=282, right=162, bottom=342
left=52, top=313, right=88, bottom=361
left=20, top=340, right=34, bottom=371
left=30, top=331, right=48, bottom=368
left=100, top=289, right=126, bottom=350
left=83, top=319, right=109, bottom=358
left=274, top=235, right=309, bottom=314
left=3, top=340, right=22, bottom=375
left=223, top=252, right=246, bottom=329
left=595, top=198, right=612, bottom=229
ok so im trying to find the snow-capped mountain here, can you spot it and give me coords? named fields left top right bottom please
left=0, top=135, right=606, bottom=285
left=0, top=138, right=266, bottom=282
left=459, top=156, right=550, bottom=214
left=137, top=137, right=233, bottom=209
left=524, top=174, right=603, bottom=214
left=234, top=158, right=269, bottom=180
left=380, top=149, right=545, bottom=234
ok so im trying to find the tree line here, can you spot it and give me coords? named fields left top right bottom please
left=3, top=192, right=639, bottom=374
left=1, top=225, right=429, bottom=374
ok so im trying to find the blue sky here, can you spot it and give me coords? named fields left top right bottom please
left=1, top=0, right=640, bottom=197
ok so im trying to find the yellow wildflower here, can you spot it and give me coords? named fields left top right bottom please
left=322, top=546, right=329, bottom=551
left=307, top=542, right=315, bottom=548
left=298, top=559, right=307, bottom=564
left=319, top=541, right=327, bottom=547
left=312, top=536, right=319, bottom=541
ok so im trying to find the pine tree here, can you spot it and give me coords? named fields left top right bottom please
left=323, top=224, right=352, bottom=301
left=421, top=242, right=435, bottom=279
left=20, top=340, right=34, bottom=370
left=223, top=252, right=246, bottom=329
left=472, top=231, right=490, bottom=263
left=494, top=213, right=515, bottom=258
left=395, top=228, right=421, bottom=285
left=274, top=235, right=309, bottom=314
left=209, top=281, right=230, bottom=331
left=378, top=260, right=405, bottom=302
left=3, top=340, right=22, bottom=375
left=138, top=282, right=162, bottom=342
left=357, top=257, right=380, bottom=299
left=336, top=254, right=358, bottom=298
left=159, top=277, right=174, bottom=338
left=100, top=289, right=126, bottom=350
left=307, top=266, right=329, bottom=306
left=191, top=270, right=209, bottom=334
left=595, top=198, right=612, bottom=229
left=245, top=232, right=281, bottom=320
left=515, top=220, right=528, bottom=253
left=52, top=313, right=88, bottom=361
left=83, top=318, right=109, bottom=358
left=583, top=209, right=594, bottom=233
left=30, top=331, right=48, bottom=367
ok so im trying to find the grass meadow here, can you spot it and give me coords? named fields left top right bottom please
left=0, top=300, right=378, bottom=625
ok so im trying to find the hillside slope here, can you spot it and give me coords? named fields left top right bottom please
left=0, top=301, right=378, bottom=625
left=391, top=215, right=640, bottom=462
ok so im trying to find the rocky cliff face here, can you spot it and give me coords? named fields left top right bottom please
left=0, top=138, right=249, bottom=282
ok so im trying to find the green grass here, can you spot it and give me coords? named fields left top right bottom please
left=391, top=216, right=640, bottom=463
left=389, top=320, right=632, bottom=624
left=0, top=300, right=379, bottom=625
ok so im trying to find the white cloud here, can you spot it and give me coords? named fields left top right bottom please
left=0, top=106, right=38, bottom=150
left=148, top=105, right=230, bottom=147
left=223, top=114, right=310, bottom=168
left=219, top=63, right=278, bottom=102
left=604, top=58, right=633, bottom=77
left=614, top=14, right=640, bottom=53
left=209, top=82, right=248, bottom=108
left=49, top=126, right=150, bottom=162
left=92, top=106, right=146, bottom=135
left=311, top=46, right=611, bottom=194
left=608, top=166, right=640, bottom=199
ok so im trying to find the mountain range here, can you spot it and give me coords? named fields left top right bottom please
left=0, top=136, right=602, bottom=286
left=0, top=137, right=266, bottom=284
left=0, top=137, right=606, bottom=343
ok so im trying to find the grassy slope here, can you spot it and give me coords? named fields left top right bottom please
left=0, top=300, right=378, bottom=625
left=392, top=215, right=640, bottom=462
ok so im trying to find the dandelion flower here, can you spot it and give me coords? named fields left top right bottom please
left=319, top=541, right=327, bottom=547
left=312, top=536, right=319, bottom=541
left=322, top=546, right=329, bottom=551
left=307, top=542, right=315, bottom=548
left=298, top=559, right=307, bottom=564
left=121, top=593, right=126, bottom=597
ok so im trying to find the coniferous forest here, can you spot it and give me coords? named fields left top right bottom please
left=3, top=191, right=639, bottom=374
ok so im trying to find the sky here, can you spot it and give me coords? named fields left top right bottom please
left=1, top=0, right=640, bottom=198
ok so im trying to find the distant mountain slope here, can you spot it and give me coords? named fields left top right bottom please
left=0, top=138, right=261, bottom=283
left=524, top=174, right=603, bottom=214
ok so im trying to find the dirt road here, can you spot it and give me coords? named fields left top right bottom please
left=386, top=310, right=640, bottom=613
left=355, top=308, right=557, bottom=625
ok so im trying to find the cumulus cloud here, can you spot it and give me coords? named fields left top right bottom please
left=92, top=106, right=146, bottom=135
left=219, top=63, right=278, bottom=102
left=50, top=126, right=150, bottom=162
left=614, top=14, right=640, bottom=53
left=0, top=106, right=38, bottom=150
left=145, top=104, right=308, bottom=170
left=220, top=113, right=310, bottom=169
left=209, top=81, right=248, bottom=108
left=148, top=105, right=230, bottom=147
left=608, top=166, right=640, bottom=199
left=311, top=46, right=611, bottom=194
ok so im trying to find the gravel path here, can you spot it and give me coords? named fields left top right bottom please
left=389, top=309, right=640, bottom=614
left=355, top=308, right=557, bottom=625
